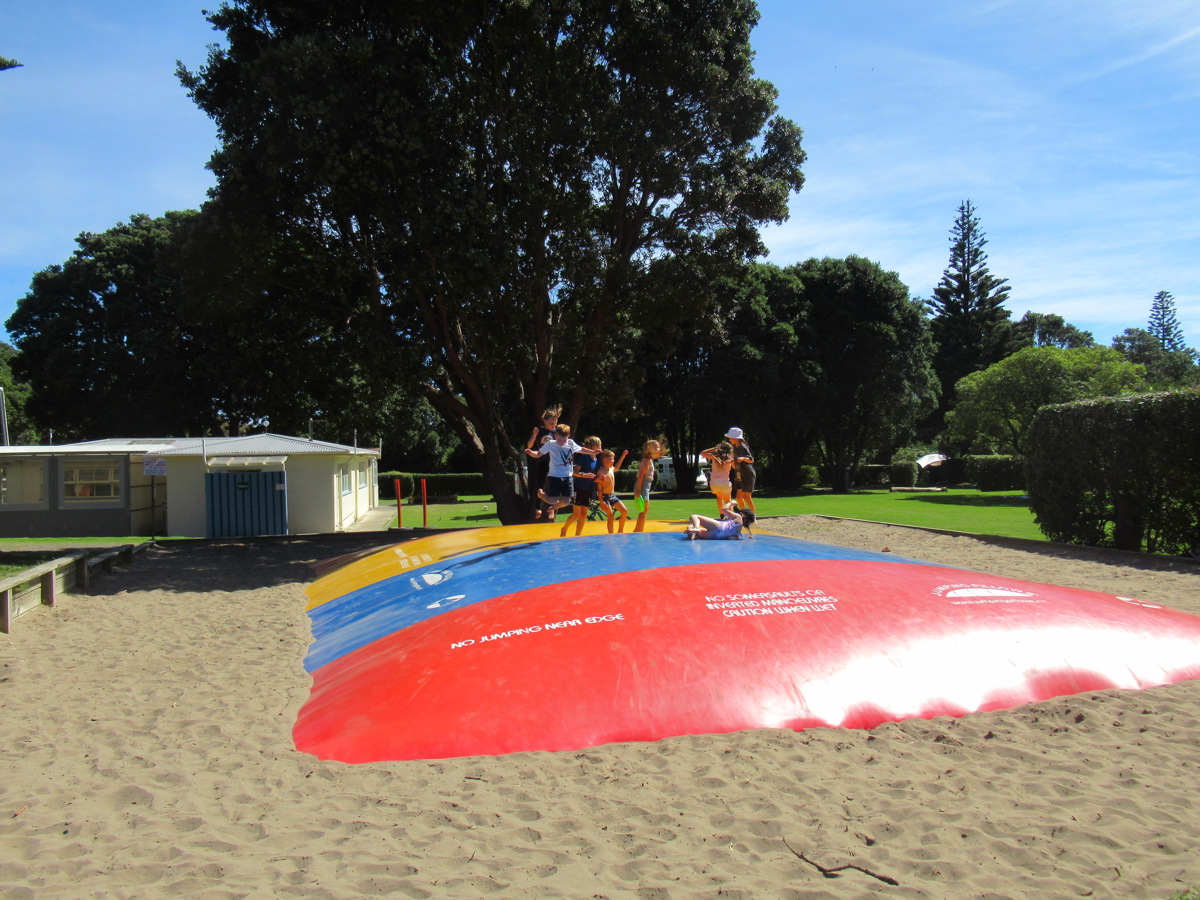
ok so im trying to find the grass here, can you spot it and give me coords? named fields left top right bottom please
left=0, top=561, right=47, bottom=578
left=388, top=487, right=1044, bottom=540
left=0, top=536, right=151, bottom=546
left=0, top=536, right=185, bottom=548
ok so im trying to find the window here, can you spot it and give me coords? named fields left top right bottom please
left=358, top=464, right=369, bottom=489
left=339, top=466, right=352, bottom=495
left=64, top=459, right=122, bottom=501
left=0, top=458, right=47, bottom=507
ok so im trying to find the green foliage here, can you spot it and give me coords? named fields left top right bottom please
left=788, top=256, right=939, bottom=493
left=1112, top=327, right=1198, bottom=389
left=180, top=0, right=806, bottom=524
left=889, top=461, right=918, bottom=487
left=1148, top=291, right=1188, bottom=354
left=1013, top=311, right=1095, bottom=349
left=798, top=465, right=820, bottom=487
left=1025, top=390, right=1200, bottom=553
left=889, top=444, right=943, bottom=464
left=378, top=473, right=407, bottom=501
left=0, top=57, right=22, bottom=72
left=0, top=342, right=37, bottom=443
left=928, top=200, right=1015, bottom=416
left=965, top=455, right=1025, bottom=491
left=614, top=469, right=641, bottom=493
left=856, top=464, right=888, bottom=485
left=646, top=261, right=817, bottom=493
left=7, top=213, right=220, bottom=439
left=382, top=472, right=490, bottom=501
left=5, top=212, right=418, bottom=443
left=946, top=345, right=1148, bottom=454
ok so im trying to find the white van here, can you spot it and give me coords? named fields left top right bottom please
left=654, top=456, right=708, bottom=492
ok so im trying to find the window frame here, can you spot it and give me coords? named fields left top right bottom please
left=0, top=457, right=50, bottom=511
left=61, top=457, right=125, bottom=508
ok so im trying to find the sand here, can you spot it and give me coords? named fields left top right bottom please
left=2, top=517, right=1199, bottom=899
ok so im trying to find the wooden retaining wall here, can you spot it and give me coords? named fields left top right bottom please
left=0, top=545, right=148, bottom=633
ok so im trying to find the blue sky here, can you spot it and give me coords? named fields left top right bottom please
left=2, top=0, right=1197, bottom=347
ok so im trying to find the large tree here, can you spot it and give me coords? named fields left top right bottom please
left=1147, top=290, right=1189, bottom=354
left=946, top=345, right=1148, bottom=455
left=631, top=262, right=813, bottom=492
left=0, top=342, right=36, bottom=443
left=927, top=200, right=1014, bottom=423
left=1112, top=327, right=1198, bottom=388
left=7, top=212, right=221, bottom=440
left=5, top=211, right=416, bottom=444
left=180, top=0, right=805, bottom=523
left=790, top=256, right=938, bottom=493
left=707, top=262, right=818, bottom=489
left=1013, top=311, right=1095, bottom=349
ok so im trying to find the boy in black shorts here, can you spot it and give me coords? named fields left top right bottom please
left=561, top=436, right=602, bottom=537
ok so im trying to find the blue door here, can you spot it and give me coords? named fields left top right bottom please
left=205, top=471, right=289, bottom=538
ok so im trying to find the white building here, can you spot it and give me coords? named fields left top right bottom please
left=0, top=434, right=380, bottom=538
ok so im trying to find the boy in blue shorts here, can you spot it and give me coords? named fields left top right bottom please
left=524, top=425, right=594, bottom=518
left=595, top=448, right=630, bottom=533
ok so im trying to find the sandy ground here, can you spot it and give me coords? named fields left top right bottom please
left=2, top=517, right=1199, bottom=899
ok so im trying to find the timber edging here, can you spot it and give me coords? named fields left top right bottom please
left=0, top=543, right=151, bottom=634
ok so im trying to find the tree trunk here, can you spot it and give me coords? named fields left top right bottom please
left=1112, top=492, right=1143, bottom=551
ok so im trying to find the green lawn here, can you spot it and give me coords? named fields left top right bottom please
left=0, top=561, right=47, bottom=578
left=0, top=536, right=170, bottom=549
left=390, top=487, right=1044, bottom=540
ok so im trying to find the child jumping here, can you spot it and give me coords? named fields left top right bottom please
left=595, top=448, right=630, bottom=533
left=526, top=406, right=561, bottom=520
left=524, top=425, right=594, bottom=518
left=700, top=441, right=735, bottom=511
left=632, top=439, right=666, bottom=533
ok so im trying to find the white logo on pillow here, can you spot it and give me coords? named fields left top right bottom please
left=944, top=587, right=1036, bottom=598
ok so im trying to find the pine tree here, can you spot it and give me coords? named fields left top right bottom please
left=1147, top=291, right=1187, bottom=353
left=927, top=200, right=1014, bottom=416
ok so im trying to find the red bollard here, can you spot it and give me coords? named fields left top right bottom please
left=421, top=478, right=428, bottom=529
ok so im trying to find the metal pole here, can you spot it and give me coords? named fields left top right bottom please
left=0, top=387, right=8, bottom=445
left=394, top=478, right=403, bottom=528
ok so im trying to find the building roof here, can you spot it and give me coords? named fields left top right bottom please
left=0, top=433, right=379, bottom=457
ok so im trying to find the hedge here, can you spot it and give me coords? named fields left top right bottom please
left=379, top=472, right=490, bottom=500
left=1024, top=390, right=1200, bottom=554
left=857, top=464, right=890, bottom=486
left=888, top=460, right=918, bottom=487
left=964, top=455, right=1025, bottom=492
